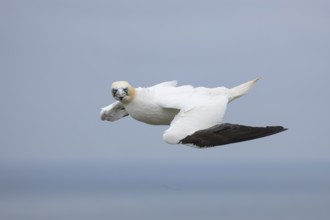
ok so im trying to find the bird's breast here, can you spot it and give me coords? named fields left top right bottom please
left=125, top=102, right=178, bottom=125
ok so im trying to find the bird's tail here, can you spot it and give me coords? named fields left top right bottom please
left=228, top=77, right=260, bottom=102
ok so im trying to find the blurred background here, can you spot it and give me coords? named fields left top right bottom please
left=1, top=0, right=329, bottom=219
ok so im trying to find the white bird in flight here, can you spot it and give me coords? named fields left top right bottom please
left=100, top=78, right=286, bottom=148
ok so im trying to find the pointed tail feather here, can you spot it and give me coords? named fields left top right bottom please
left=229, top=77, right=261, bottom=102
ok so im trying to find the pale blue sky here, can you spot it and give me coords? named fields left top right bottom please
left=1, top=0, right=329, bottom=219
left=1, top=0, right=329, bottom=163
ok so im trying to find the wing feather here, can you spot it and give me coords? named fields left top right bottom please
left=152, top=80, right=178, bottom=88
left=180, top=123, right=287, bottom=148
left=162, top=91, right=229, bottom=144
left=100, top=101, right=129, bottom=121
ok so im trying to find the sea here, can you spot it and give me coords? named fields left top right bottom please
left=0, top=161, right=329, bottom=220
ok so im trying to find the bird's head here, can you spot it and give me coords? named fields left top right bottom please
left=111, top=81, right=136, bottom=103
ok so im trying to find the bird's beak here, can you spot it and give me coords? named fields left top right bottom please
left=113, top=88, right=128, bottom=101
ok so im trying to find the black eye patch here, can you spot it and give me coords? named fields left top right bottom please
left=112, top=89, right=118, bottom=96
left=123, top=88, right=128, bottom=94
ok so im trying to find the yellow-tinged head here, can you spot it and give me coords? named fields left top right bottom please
left=111, top=81, right=136, bottom=103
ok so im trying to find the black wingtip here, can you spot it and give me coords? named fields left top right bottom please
left=266, top=126, right=288, bottom=134
left=180, top=123, right=288, bottom=148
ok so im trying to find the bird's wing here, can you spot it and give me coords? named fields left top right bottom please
left=162, top=89, right=230, bottom=145
left=161, top=86, right=287, bottom=148
left=100, top=101, right=129, bottom=121
left=151, top=80, right=178, bottom=88
left=180, top=123, right=287, bottom=148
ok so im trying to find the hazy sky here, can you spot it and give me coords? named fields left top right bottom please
left=1, top=0, right=329, bottom=165
left=1, top=1, right=330, bottom=219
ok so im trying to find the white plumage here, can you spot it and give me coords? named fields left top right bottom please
left=101, top=78, right=286, bottom=148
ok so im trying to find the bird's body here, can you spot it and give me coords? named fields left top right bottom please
left=123, top=81, right=228, bottom=126
left=101, top=78, right=286, bottom=148
left=122, top=83, right=180, bottom=125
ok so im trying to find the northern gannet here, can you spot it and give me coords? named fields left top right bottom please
left=100, top=78, right=287, bottom=148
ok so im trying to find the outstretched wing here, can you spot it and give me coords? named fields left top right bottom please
left=180, top=123, right=287, bottom=148
left=161, top=87, right=287, bottom=148
left=100, top=101, right=129, bottom=121
left=162, top=89, right=230, bottom=144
